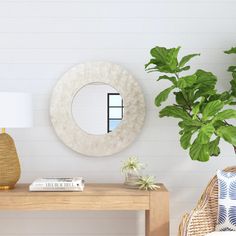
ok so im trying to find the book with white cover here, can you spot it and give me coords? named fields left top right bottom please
left=29, top=177, right=85, bottom=192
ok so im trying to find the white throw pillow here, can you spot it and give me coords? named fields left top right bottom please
left=216, top=170, right=236, bottom=231
left=206, top=232, right=236, bottom=235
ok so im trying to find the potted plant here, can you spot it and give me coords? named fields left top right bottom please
left=121, top=156, right=143, bottom=188
left=136, top=175, right=160, bottom=191
left=145, top=46, right=236, bottom=162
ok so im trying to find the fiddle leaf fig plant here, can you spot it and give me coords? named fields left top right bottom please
left=145, top=46, right=236, bottom=162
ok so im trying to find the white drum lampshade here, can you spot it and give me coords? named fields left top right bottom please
left=0, top=92, right=33, bottom=128
left=0, top=92, right=33, bottom=190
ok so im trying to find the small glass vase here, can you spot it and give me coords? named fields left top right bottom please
left=124, top=170, right=140, bottom=189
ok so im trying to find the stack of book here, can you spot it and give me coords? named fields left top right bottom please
left=29, top=177, right=85, bottom=192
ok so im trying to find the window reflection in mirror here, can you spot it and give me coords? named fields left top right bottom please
left=72, top=83, right=124, bottom=135
left=107, top=93, right=124, bottom=133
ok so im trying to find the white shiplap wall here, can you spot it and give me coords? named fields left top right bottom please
left=0, top=1, right=236, bottom=235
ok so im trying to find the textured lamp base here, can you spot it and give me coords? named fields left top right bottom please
left=0, top=185, right=14, bottom=190
left=0, top=133, right=21, bottom=190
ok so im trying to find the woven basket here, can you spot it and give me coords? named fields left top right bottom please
left=178, top=166, right=236, bottom=236
left=0, top=133, right=20, bottom=189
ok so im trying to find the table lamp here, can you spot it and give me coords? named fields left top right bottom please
left=0, top=92, right=33, bottom=190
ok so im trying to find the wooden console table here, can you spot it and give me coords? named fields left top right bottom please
left=0, top=183, right=169, bottom=236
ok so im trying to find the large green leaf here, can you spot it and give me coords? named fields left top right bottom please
left=213, top=109, right=236, bottom=121
left=202, top=100, right=224, bottom=121
left=150, top=47, right=174, bottom=62
left=190, top=140, right=210, bottom=162
left=174, top=92, right=188, bottom=107
left=209, top=137, right=220, bottom=156
left=213, top=120, right=225, bottom=129
left=225, top=47, right=236, bottom=54
left=227, top=66, right=236, bottom=72
left=179, top=53, right=200, bottom=68
left=159, top=105, right=192, bottom=120
left=144, top=59, right=158, bottom=70
left=195, top=70, right=217, bottom=89
left=157, top=75, right=177, bottom=84
left=155, top=86, right=175, bottom=107
left=216, top=126, right=236, bottom=146
left=177, top=75, right=197, bottom=89
left=197, top=124, right=215, bottom=144
left=185, top=89, right=196, bottom=104
left=194, top=88, right=216, bottom=101
left=209, top=92, right=232, bottom=102
left=152, top=46, right=179, bottom=61
left=180, top=131, right=193, bottom=149
left=145, top=46, right=180, bottom=73
left=178, top=119, right=202, bottom=129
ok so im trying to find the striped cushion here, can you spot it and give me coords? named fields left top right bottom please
left=216, top=170, right=236, bottom=231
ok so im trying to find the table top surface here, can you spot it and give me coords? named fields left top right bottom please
left=0, top=183, right=167, bottom=197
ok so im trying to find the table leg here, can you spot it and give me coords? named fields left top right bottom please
left=145, top=190, right=169, bottom=236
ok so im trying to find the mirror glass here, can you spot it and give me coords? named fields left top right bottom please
left=72, top=83, right=124, bottom=135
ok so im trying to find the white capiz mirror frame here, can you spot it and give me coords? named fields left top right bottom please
left=50, top=62, right=146, bottom=157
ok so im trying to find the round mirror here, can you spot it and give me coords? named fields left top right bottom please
left=50, top=62, right=145, bottom=157
left=72, top=83, right=124, bottom=135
